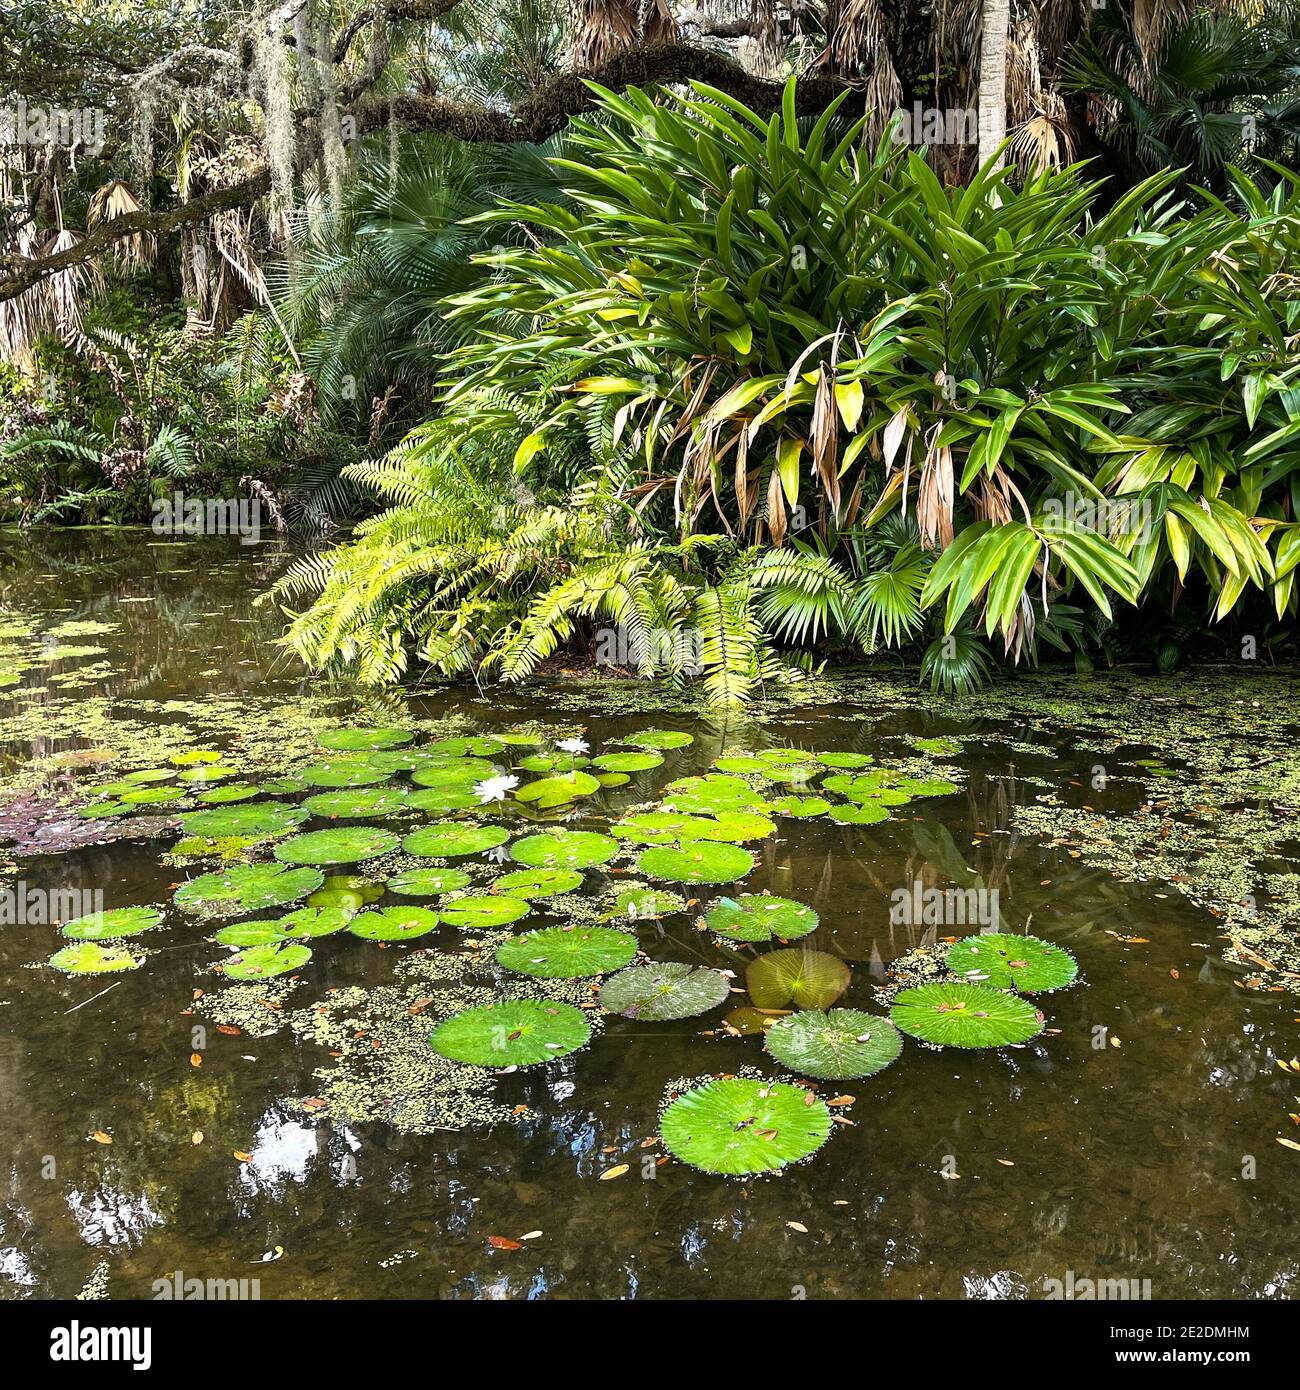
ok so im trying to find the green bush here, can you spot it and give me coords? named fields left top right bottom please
left=271, top=79, right=1300, bottom=704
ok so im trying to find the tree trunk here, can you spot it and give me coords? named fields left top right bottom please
left=977, top=0, right=1010, bottom=169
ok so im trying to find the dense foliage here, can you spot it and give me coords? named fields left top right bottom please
left=273, top=79, right=1300, bottom=702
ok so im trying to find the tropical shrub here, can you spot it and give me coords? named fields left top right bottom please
left=272, top=79, right=1300, bottom=704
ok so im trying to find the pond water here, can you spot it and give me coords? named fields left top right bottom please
left=1, top=528, right=1297, bottom=1301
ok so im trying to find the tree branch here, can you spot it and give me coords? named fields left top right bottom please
left=1, top=42, right=856, bottom=302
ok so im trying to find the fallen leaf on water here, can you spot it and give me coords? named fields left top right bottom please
left=191, top=1131, right=203, bottom=1145
left=520, top=1230, right=543, bottom=1240
left=1169, top=968, right=1180, bottom=979
left=1109, top=1036, right=1121, bottom=1048
left=827, top=1095, right=856, bottom=1107
left=216, top=1024, right=240, bottom=1036
left=189, top=1052, right=203, bottom=1067
left=1276, top=1136, right=1300, bottom=1152
left=996, top=1159, right=1015, bottom=1166
left=600, top=1164, right=630, bottom=1180
left=92, top=1131, right=112, bottom=1145
left=233, top=1150, right=252, bottom=1162
left=488, top=1235, right=523, bottom=1250
left=786, top=1221, right=808, bottom=1233
left=511, top=1105, right=529, bottom=1116
left=301, top=1098, right=326, bottom=1112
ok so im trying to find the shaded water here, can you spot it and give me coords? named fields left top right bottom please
left=1, top=529, right=1297, bottom=1300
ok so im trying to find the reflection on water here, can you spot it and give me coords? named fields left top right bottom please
left=0, top=528, right=1297, bottom=1300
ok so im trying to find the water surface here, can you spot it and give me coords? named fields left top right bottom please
left=1, top=528, right=1296, bottom=1300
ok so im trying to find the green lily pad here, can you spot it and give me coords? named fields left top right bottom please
left=911, top=737, right=961, bottom=756
left=170, top=749, right=223, bottom=766
left=817, top=752, right=875, bottom=769
left=889, top=982, right=1043, bottom=1048
left=178, top=802, right=308, bottom=838
left=594, top=772, right=629, bottom=789
left=769, top=795, right=831, bottom=818
left=174, top=864, right=324, bottom=914
left=316, top=726, right=413, bottom=751
left=600, top=961, right=729, bottom=1020
left=119, top=785, right=186, bottom=805
left=49, top=942, right=144, bottom=974
left=662, top=775, right=767, bottom=814
left=626, top=729, right=693, bottom=750
left=77, top=800, right=133, bottom=818
left=403, top=823, right=509, bottom=858
left=348, top=906, right=441, bottom=940
left=492, top=868, right=585, bottom=899
left=214, top=920, right=292, bottom=947
left=61, top=906, right=164, bottom=940
left=257, top=774, right=309, bottom=794
left=122, top=768, right=175, bottom=784
left=604, top=885, right=686, bottom=921
left=428, top=1000, right=590, bottom=1067
left=196, top=783, right=260, bottom=804
left=746, top=948, right=850, bottom=1009
left=636, top=839, right=754, bottom=884
left=764, top=1008, right=903, bottom=1079
left=514, top=770, right=601, bottom=807
left=615, top=810, right=775, bottom=845
left=496, top=926, right=636, bottom=978
left=945, top=933, right=1078, bottom=992
left=713, top=755, right=770, bottom=775
left=592, top=751, right=663, bottom=773
left=221, top=942, right=312, bottom=980
left=438, top=894, right=530, bottom=928
left=274, top=826, right=400, bottom=865
left=303, top=787, right=409, bottom=818
left=659, top=1078, right=832, bottom=1176
left=407, top=787, right=482, bottom=813
left=216, top=906, right=356, bottom=946
left=518, top=753, right=591, bottom=774
left=178, top=764, right=240, bottom=784
left=509, top=830, right=618, bottom=870
left=296, top=760, right=389, bottom=788
left=707, top=894, right=818, bottom=943
left=410, top=758, right=497, bottom=788
left=274, top=905, right=357, bottom=937
left=386, top=867, right=472, bottom=897
left=429, top=735, right=507, bottom=758
left=828, top=803, right=890, bottom=825
left=894, top=776, right=959, bottom=797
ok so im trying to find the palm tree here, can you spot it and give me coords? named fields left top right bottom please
left=977, top=0, right=1011, bottom=167
left=568, top=0, right=676, bottom=68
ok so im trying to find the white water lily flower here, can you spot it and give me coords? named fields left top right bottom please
left=474, top=774, right=519, bottom=803
left=555, top=737, right=589, bottom=755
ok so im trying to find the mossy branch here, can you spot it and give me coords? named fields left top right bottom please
left=0, top=42, right=857, bottom=303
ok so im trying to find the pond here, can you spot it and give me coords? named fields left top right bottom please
left=1, top=527, right=1298, bottom=1301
